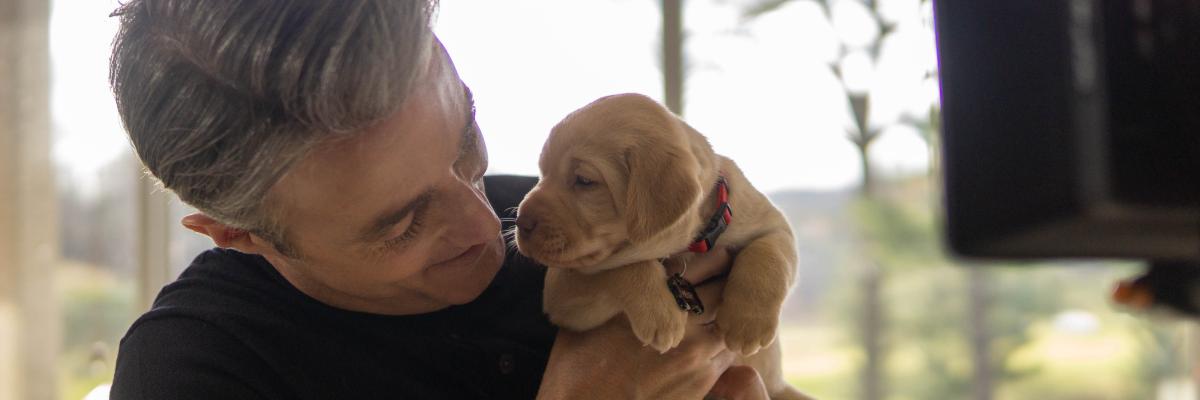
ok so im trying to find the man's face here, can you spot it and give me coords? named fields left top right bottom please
left=262, top=46, right=503, bottom=314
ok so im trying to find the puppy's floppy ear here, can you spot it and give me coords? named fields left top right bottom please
left=623, top=132, right=702, bottom=241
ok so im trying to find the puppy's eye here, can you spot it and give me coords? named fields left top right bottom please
left=574, top=175, right=595, bottom=187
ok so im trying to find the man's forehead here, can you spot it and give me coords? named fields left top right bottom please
left=265, top=68, right=469, bottom=241
left=276, top=97, right=440, bottom=203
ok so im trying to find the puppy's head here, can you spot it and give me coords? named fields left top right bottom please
left=514, top=93, right=703, bottom=270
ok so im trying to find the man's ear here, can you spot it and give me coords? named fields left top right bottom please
left=181, top=213, right=276, bottom=256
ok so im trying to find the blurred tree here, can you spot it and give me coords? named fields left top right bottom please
left=740, top=1, right=1056, bottom=398
left=852, top=178, right=1061, bottom=399
left=743, top=0, right=898, bottom=397
left=738, top=1, right=1196, bottom=399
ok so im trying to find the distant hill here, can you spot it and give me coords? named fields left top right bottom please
left=766, top=189, right=855, bottom=322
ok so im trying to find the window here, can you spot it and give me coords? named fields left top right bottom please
left=3, top=1, right=1193, bottom=399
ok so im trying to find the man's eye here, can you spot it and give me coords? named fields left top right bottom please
left=383, top=211, right=425, bottom=251
left=574, top=176, right=595, bottom=187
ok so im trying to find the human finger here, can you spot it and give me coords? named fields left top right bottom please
left=707, top=366, right=770, bottom=400
left=682, top=246, right=733, bottom=284
left=688, top=277, right=727, bottom=326
left=681, top=246, right=734, bottom=279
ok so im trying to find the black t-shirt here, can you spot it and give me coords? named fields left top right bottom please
left=110, top=175, right=557, bottom=399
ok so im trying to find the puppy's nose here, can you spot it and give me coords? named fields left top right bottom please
left=516, top=213, right=539, bottom=235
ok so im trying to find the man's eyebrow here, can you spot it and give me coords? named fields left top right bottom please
left=359, top=190, right=433, bottom=242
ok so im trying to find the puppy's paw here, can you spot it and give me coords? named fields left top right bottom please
left=716, top=309, right=778, bottom=356
left=626, top=293, right=688, bottom=353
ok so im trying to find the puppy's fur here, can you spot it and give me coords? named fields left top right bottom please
left=515, top=94, right=809, bottom=399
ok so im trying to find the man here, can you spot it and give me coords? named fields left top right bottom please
left=108, top=1, right=769, bottom=399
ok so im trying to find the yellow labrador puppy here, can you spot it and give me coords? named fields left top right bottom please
left=515, top=93, right=808, bottom=399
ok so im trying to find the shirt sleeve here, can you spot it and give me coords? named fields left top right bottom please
left=110, top=318, right=278, bottom=400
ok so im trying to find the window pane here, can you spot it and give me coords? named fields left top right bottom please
left=50, top=0, right=134, bottom=398
left=684, top=1, right=1197, bottom=399
left=436, top=0, right=662, bottom=178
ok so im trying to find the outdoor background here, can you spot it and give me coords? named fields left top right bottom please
left=2, top=0, right=1197, bottom=399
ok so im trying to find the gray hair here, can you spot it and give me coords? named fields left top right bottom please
left=109, top=0, right=438, bottom=254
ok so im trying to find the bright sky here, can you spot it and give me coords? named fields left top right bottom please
left=50, top=0, right=937, bottom=196
left=49, top=0, right=125, bottom=197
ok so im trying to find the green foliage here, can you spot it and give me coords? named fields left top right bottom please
left=842, top=176, right=1099, bottom=399
left=63, top=285, right=134, bottom=352
left=850, top=194, right=941, bottom=271
left=58, top=266, right=135, bottom=400
left=1129, top=319, right=1193, bottom=398
left=888, top=267, right=973, bottom=399
left=734, top=1, right=1194, bottom=398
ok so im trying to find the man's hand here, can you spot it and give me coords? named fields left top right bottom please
left=539, top=248, right=766, bottom=399
left=707, top=366, right=771, bottom=400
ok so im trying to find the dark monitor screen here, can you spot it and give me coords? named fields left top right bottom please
left=935, top=0, right=1200, bottom=261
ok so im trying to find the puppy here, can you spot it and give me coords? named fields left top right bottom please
left=515, top=93, right=809, bottom=399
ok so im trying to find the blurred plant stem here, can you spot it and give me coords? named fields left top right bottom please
left=967, top=265, right=993, bottom=400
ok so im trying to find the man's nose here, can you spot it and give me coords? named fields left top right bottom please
left=446, top=179, right=500, bottom=245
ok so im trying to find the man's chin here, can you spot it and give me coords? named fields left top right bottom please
left=424, top=239, right=505, bottom=305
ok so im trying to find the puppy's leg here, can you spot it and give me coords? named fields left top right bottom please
left=717, top=231, right=797, bottom=356
left=544, top=268, right=622, bottom=331
left=609, top=259, right=689, bottom=353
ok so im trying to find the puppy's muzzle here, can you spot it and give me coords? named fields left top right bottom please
left=516, top=213, right=539, bottom=236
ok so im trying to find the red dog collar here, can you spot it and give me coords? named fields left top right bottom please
left=688, top=176, right=732, bottom=253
